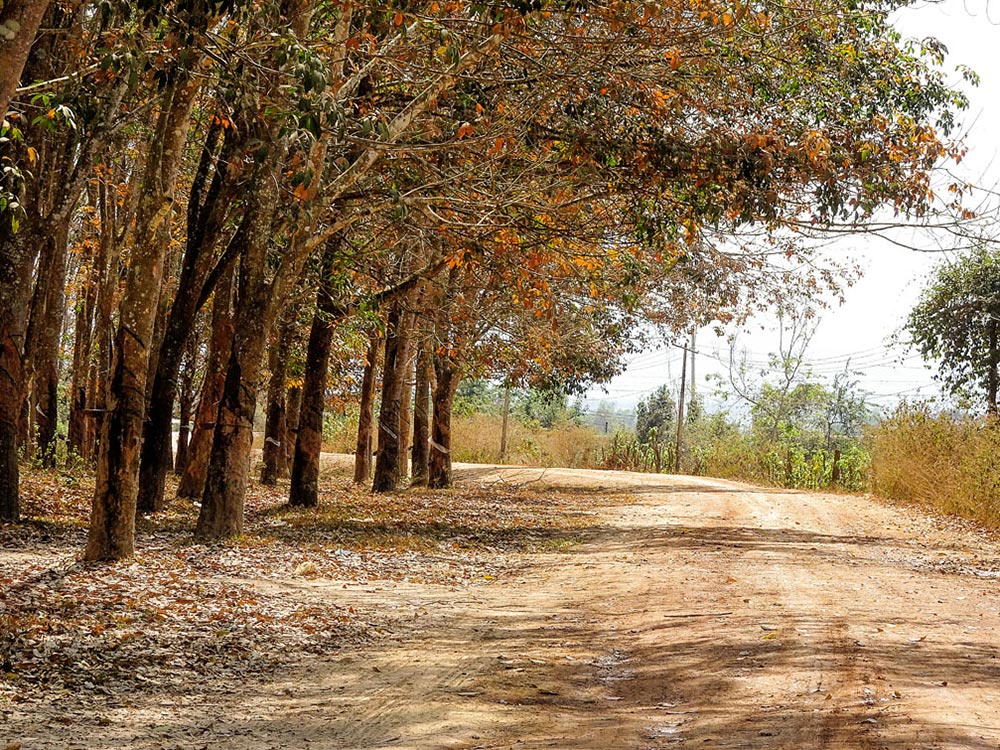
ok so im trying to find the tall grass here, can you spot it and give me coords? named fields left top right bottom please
left=451, top=413, right=608, bottom=468
left=869, top=404, right=1000, bottom=526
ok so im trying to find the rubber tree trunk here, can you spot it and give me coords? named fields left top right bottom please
left=29, top=223, right=71, bottom=467
left=177, top=264, right=235, bottom=500
left=174, top=338, right=198, bottom=475
left=410, top=334, right=431, bottom=487
left=90, top=176, right=118, bottom=463
left=353, top=335, right=380, bottom=484
left=196, top=161, right=282, bottom=540
left=137, top=121, right=233, bottom=513
left=289, top=241, right=340, bottom=507
left=0, top=227, right=41, bottom=522
left=285, top=384, right=301, bottom=470
left=372, top=302, right=413, bottom=493
left=397, top=309, right=417, bottom=479
left=428, top=359, right=460, bottom=489
left=261, top=315, right=294, bottom=485
left=68, top=217, right=99, bottom=460
left=86, top=71, right=201, bottom=561
left=0, top=0, right=51, bottom=121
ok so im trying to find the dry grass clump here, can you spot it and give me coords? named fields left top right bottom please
left=451, top=413, right=608, bottom=468
left=869, top=404, right=1000, bottom=526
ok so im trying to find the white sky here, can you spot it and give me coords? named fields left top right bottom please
left=583, top=0, right=1000, bottom=415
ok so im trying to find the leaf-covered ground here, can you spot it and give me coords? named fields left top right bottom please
left=0, top=464, right=605, bottom=716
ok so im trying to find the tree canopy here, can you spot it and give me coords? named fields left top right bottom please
left=905, top=247, right=1000, bottom=415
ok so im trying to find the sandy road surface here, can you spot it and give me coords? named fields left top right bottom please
left=11, top=467, right=1000, bottom=749
left=175, top=467, right=1000, bottom=750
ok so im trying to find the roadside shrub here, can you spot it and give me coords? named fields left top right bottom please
left=869, top=404, right=1000, bottom=525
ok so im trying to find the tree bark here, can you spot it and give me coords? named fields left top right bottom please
left=174, top=337, right=198, bottom=475
left=285, top=384, right=301, bottom=471
left=90, top=176, right=119, bottom=462
left=196, top=160, right=284, bottom=540
left=429, top=359, right=460, bottom=490
left=86, top=71, right=201, bottom=560
left=68, top=214, right=99, bottom=460
left=397, top=309, right=416, bottom=479
left=261, top=316, right=294, bottom=485
left=289, top=241, right=340, bottom=507
left=372, top=302, right=411, bottom=493
left=137, top=121, right=235, bottom=512
left=410, top=333, right=431, bottom=487
left=353, top=334, right=380, bottom=484
left=32, top=225, right=70, bottom=467
left=0, top=228, right=39, bottom=522
left=0, top=0, right=51, bottom=120
left=177, top=264, right=235, bottom=500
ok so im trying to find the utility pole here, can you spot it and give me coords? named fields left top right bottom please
left=689, top=328, right=697, bottom=403
left=674, top=339, right=688, bottom=473
left=499, top=386, right=511, bottom=463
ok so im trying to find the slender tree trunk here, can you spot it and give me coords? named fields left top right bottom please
left=86, top=72, right=201, bottom=560
left=19, top=228, right=54, bottom=453
left=428, top=361, right=460, bottom=490
left=289, top=242, right=340, bottom=507
left=68, top=233, right=98, bottom=460
left=285, top=384, right=301, bottom=472
left=353, top=334, right=380, bottom=484
left=174, top=341, right=198, bottom=475
left=91, top=177, right=118, bottom=462
left=28, top=223, right=71, bottom=467
left=410, top=334, right=431, bottom=487
left=261, top=317, right=293, bottom=485
left=397, top=309, right=416, bottom=479
left=177, top=265, right=235, bottom=500
left=372, top=302, right=412, bottom=493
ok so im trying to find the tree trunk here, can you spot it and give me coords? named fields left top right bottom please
left=289, top=242, right=340, bottom=507
left=29, top=224, right=71, bottom=468
left=86, top=72, right=201, bottom=561
left=285, top=384, right=301, bottom=471
left=0, top=228, right=39, bottom=522
left=261, top=316, right=294, bottom=485
left=428, top=360, right=460, bottom=490
left=174, top=340, right=198, bottom=475
left=68, top=226, right=98, bottom=460
left=136, top=123, right=234, bottom=513
left=372, top=302, right=412, bottom=493
left=0, top=0, right=51, bottom=120
left=177, top=264, right=235, bottom=500
left=397, top=309, right=416, bottom=479
left=410, top=335, right=431, bottom=487
left=353, top=334, right=380, bottom=484
left=196, top=158, right=283, bottom=540
left=195, top=325, right=265, bottom=539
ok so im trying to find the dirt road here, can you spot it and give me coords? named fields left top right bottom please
left=9, top=467, right=1000, bottom=749
left=171, top=467, right=1000, bottom=750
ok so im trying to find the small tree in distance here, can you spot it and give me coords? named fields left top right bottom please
left=905, top=247, right=1000, bottom=416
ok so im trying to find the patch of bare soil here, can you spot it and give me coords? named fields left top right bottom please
left=5, top=462, right=1000, bottom=749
